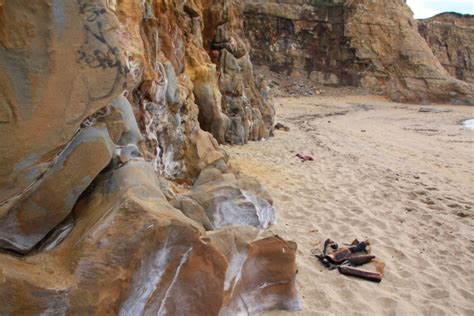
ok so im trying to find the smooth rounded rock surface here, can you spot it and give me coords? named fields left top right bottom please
left=0, top=126, right=115, bottom=253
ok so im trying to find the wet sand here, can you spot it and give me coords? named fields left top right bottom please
left=224, top=95, right=474, bottom=315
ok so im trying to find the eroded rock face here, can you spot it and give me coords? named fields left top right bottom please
left=113, top=0, right=274, bottom=182
left=418, top=13, right=474, bottom=84
left=0, top=161, right=228, bottom=315
left=344, top=0, right=473, bottom=104
left=202, top=0, right=275, bottom=144
left=0, top=1, right=297, bottom=314
left=173, top=167, right=276, bottom=231
left=0, top=160, right=298, bottom=314
left=0, top=126, right=115, bottom=253
left=0, top=0, right=127, bottom=214
left=243, top=0, right=474, bottom=104
left=114, top=0, right=226, bottom=181
left=208, top=226, right=300, bottom=315
left=243, top=0, right=362, bottom=86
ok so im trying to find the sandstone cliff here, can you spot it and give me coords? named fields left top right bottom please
left=243, top=0, right=474, bottom=104
left=2, top=0, right=472, bottom=314
left=418, top=13, right=474, bottom=84
left=0, top=0, right=298, bottom=314
left=115, top=0, right=274, bottom=180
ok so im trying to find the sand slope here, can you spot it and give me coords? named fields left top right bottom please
left=224, top=96, right=474, bottom=315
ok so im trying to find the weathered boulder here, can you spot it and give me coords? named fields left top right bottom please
left=174, top=167, right=276, bottom=231
left=0, top=161, right=227, bottom=315
left=418, top=13, right=474, bottom=84
left=243, top=0, right=474, bottom=104
left=0, top=160, right=298, bottom=315
left=208, top=226, right=301, bottom=315
left=104, top=95, right=143, bottom=146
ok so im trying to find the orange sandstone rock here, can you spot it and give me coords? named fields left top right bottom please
left=418, top=13, right=474, bottom=84
left=0, top=1, right=297, bottom=315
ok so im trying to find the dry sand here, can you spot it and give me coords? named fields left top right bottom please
left=224, top=95, right=474, bottom=315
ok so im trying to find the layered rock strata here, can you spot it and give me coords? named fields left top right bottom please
left=243, top=0, right=474, bottom=104
left=418, top=13, right=474, bottom=84
left=0, top=0, right=298, bottom=314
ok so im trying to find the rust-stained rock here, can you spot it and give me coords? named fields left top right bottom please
left=208, top=226, right=301, bottom=315
left=0, top=161, right=227, bottom=315
left=113, top=0, right=275, bottom=182
left=0, top=1, right=297, bottom=315
left=0, top=0, right=127, bottom=215
left=418, top=13, right=474, bottom=84
left=0, top=126, right=115, bottom=253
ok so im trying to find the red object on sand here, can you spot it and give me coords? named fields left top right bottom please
left=296, top=154, right=314, bottom=162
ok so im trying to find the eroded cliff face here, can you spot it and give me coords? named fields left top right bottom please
left=244, top=0, right=364, bottom=87
left=0, top=0, right=298, bottom=314
left=243, top=0, right=474, bottom=104
left=115, top=0, right=274, bottom=180
left=344, top=0, right=473, bottom=104
left=418, top=13, right=474, bottom=84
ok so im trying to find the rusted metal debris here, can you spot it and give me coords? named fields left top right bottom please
left=315, top=239, right=384, bottom=283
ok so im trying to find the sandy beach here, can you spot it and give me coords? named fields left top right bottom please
left=224, top=95, right=474, bottom=315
